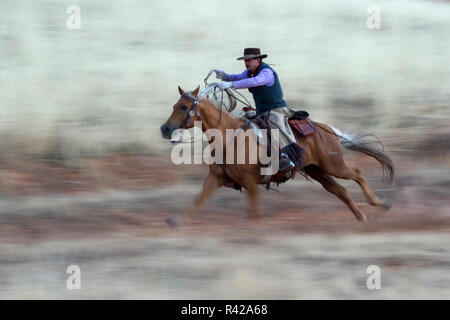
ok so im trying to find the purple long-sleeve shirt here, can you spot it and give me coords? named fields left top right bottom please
left=225, top=69, right=275, bottom=89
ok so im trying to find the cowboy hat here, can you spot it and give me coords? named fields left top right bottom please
left=236, top=48, right=268, bottom=60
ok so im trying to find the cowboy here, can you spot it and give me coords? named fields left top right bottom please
left=214, top=48, right=298, bottom=172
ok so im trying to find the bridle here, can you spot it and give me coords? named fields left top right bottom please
left=168, top=93, right=202, bottom=144
left=179, top=93, right=200, bottom=129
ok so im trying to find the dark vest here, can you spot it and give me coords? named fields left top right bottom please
left=247, top=62, right=286, bottom=114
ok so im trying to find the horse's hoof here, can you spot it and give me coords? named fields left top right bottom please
left=166, top=215, right=181, bottom=228
left=382, top=198, right=392, bottom=210
left=358, top=214, right=368, bottom=223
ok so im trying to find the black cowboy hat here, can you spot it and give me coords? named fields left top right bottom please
left=236, top=48, right=268, bottom=60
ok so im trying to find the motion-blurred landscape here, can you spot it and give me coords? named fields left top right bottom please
left=0, top=0, right=449, bottom=299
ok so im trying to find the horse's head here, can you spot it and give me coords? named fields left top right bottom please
left=160, top=85, right=201, bottom=139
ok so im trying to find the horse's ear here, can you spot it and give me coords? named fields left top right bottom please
left=192, top=85, right=200, bottom=97
left=178, top=86, right=185, bottom=96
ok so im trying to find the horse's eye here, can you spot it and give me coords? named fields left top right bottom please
left=181, top=105, right=188, bottom=111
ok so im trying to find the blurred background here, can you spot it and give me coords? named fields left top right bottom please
left=0, top=0, right=449, bottom=299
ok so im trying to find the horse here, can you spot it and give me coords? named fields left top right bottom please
left=160, top=86, right=395, bottom=226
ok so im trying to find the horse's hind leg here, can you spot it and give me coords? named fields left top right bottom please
left=351, top=167, right=389, bottom=207
left=331, top=165, right=387, bottom=208
left=305, top=165, right=367, bottom=222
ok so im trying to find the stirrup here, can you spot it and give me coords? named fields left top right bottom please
left=279, top=153, right=295, bottom=171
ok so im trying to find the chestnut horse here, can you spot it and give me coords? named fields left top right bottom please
left=160, top=86, right=395, bottom=226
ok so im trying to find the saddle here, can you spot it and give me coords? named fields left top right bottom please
left=243, top=110, right=315, bottom=186
left=288, top=111, right=316, bottom=139
left=246, top=109, right=316, bottom=140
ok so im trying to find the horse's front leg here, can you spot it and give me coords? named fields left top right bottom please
left=240, top=170, right=260, bottom=219
left=245, top=182, right=260, bottom=218
left=166, top=173, right=223, bottom=227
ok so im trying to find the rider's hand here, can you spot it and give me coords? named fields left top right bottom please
left=214, top=69, right=228, bottom=81
left=217, top=81, right=233, bottom=90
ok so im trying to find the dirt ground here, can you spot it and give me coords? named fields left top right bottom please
left=0, top=145, right=449, bottom=299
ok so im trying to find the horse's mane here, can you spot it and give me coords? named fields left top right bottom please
left=197, top=97, right=244, bottom=130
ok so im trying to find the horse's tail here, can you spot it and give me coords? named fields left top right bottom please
left=328, top=125, right=395, bottom=185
